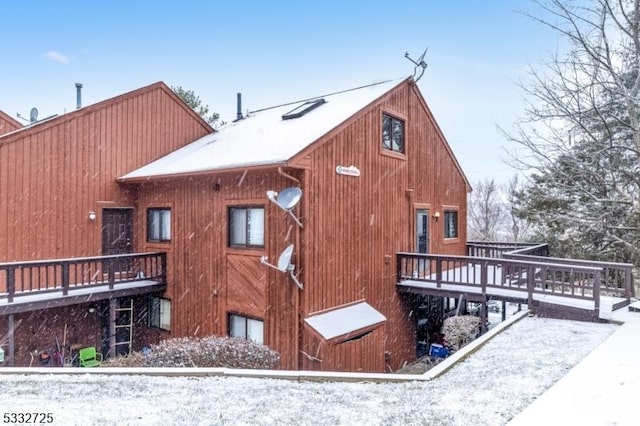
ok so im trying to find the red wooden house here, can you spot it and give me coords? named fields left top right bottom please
left=0, top=83, right=211, bottom=366
left=0, top=77, right=470, bottom=372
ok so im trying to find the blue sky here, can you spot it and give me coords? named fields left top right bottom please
left=0, top=1, right=558, bottom=184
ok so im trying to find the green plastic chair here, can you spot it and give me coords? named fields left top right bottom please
left=78, top=347, right=103, bottom=367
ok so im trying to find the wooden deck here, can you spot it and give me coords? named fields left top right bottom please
left=0, top=252, right=166, bottom=315
left=397, top=243, right=634, bottom=321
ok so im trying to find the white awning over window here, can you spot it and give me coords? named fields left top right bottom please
left=304, top=301, right=386, bottom=342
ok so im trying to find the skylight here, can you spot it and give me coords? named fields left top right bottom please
left=282, top=98, right=326, bottom=120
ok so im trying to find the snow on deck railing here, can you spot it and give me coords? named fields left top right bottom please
left=397, top=252, right=602, bottom=314
left=466, top=241, right=634, bottom=301
left=466, top=241, right=550, bottom=258
left=0, top=252, right=166, bottom=303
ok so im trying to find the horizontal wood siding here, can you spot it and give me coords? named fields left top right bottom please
left=0, top=84, right=210, bottom=263
left=301, top=80, right=468, bottom=372
left=135, top=170, right=301, bottom=368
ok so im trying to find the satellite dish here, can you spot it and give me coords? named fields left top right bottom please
left=277, top=244, right=294, bottom=272
left=277, top=187, right=302, bottom=210
left=29, top=107, right=38, bottom=123
left=266, top=187, right=304, bottom=228
left=259, top=244, right=303, bottom=290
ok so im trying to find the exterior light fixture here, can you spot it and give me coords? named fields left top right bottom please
left=433, top=212, right=441, bottom=221
left=88, top=211, right=97, bottom=221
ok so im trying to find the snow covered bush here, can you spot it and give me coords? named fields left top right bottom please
left=103, top=336, right=280, bottom=369
left=442, top=315, right=481, bottom=351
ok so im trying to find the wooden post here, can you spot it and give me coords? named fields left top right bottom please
left=7, top=267, right=15, bottom=303
left=502, top=301, right=506, bottom=321
left=109, top=299, right=117, bottom=357
left=7, top=314, right=15, bottom=366
left=436, top=258, right=442, bottom=288
left=480, top=261, right=488, bottom=293
left=527, top=265, right=534, bottom=308
left=481, top=301, right=488, bottom=334
left=108, top=260, right=115, bottom=290
left=159, top=252, right=167, bottom=283
left=625, top=267, right=633, bottom=299
left=594, top=271, right=601, bottom=315
left=61, top=263, right=69, bottom=296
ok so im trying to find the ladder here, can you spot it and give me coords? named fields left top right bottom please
left=109, top=298, right=133, bottom=356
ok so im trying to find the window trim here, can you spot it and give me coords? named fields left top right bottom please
left=228, top=205, right=265, bottom=249
left=444, top=209, right=459, bottom=240
left=228, top=312, right=264, bottom=344
left=381, top=112, right=406, bottom=157
left=148, top=296, right=171, bottom=331
left=147, top=207, right=172, bottom=243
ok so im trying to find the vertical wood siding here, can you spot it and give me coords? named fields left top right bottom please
left=0, top=83, right=210, bottom=263
left=125, top=80, right=468, bottom=373
left=299, top=81, right=468, bottom=372
left=135, top=170, right=301, bottom=368
left=0, top=111, right=21, bottom=136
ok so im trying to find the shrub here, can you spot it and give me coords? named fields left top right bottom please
left=442, top=315, right=481, bottom=351
left=103, top=336, right=280, bottom=369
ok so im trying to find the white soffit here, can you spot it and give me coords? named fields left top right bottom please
left=304, top=302, right=386, bottom=341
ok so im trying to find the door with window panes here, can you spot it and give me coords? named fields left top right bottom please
left=415, top=209, right=429, bottom=277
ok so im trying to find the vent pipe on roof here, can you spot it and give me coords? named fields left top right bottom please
left=236, top=93, right=243, bottom=121
left=75, top=83, right=83, bottom=109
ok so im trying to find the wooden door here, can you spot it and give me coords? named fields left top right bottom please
left=102, top=208, right=133, bottom=271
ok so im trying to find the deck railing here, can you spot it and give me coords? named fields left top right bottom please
left=467, top=241, right=633, bottom=300
left=397, top=252, right=602, bottom=311
left=503, top=253, right=634, bottom=299
left=0, top=252, right=166, bottom=303
left=467, top=241, right=550, bottom=258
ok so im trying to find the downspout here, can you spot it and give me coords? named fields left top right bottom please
left=296, top=168, right=308, bottom=369
left=278, top=167, right=301, bottom=185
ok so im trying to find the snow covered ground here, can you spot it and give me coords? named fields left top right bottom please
left=1, top=317, right=616, bottom=425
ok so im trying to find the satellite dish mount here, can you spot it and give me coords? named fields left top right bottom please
left=404, top=47, right=428, bottom=82
left=266, top=187, right=303, bottom=228
left=260, top=244, right=304, bottom=290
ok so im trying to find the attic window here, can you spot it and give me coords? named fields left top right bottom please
left=282, top=98, right=326, bottom=120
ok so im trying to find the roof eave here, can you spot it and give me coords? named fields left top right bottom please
left=118, top=161, right=290, bottom=183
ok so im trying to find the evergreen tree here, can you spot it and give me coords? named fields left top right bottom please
left=172, top=86, right=224, bottom=128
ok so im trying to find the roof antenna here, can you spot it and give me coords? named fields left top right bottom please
left=404, top=48, right=428, bottom=82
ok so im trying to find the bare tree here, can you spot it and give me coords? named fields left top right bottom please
left=503, top=0, right=640, bottom=262
left=468, top=178, right=505, bottom=241
left=503, top=175, right=532, bottom=242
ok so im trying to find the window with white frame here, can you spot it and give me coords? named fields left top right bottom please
left=229, top=313, right=264, bottom=344
left=147, top=208, right=171, bottom=242
left=444, top=210, right=458, bottom=239
left=149, top=297, right=171, bottom=331
left=228, top=206, right=264, bottom=248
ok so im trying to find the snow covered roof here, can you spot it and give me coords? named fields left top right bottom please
left=120, top=79, right=403, bottom=180
left=304, top=301, right=386, bottom=342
